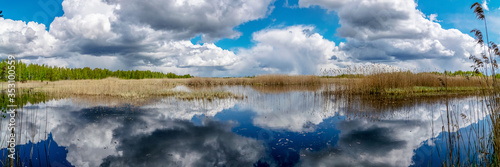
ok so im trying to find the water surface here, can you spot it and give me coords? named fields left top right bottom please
left=0, top=86, right=490, bottom=166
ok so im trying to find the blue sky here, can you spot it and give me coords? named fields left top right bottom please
left=214, top=0, right=342, bottom=50
left=1, top=0, right=499, bottom=76
left=1, top=0, right=64, bottom=28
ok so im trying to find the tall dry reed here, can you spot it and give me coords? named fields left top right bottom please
left=186, top=75, right=321, bottom=86
left=6, top=78, right=240, bottom=100
left=332, top=72, right=485, bottom=95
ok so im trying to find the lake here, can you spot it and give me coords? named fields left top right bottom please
left=0, top=85, right=492, bottom=166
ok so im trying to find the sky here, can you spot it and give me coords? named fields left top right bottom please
left=0, top=0, right=499, bottom=77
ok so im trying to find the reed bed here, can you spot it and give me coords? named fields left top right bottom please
left=2, top=72, right=487, bottom=99
left=332, top=72, right=486, bottom=96
left=186, top=77, right=252, bottom=86
left=318, top=63, right=488, bottom=96
left=5, top=78, right=241, bottom=100
left=251, top=85, right=322, bottom=94
left=186, top=74, right=321, bottom=86
left=64, top=94, right=161, bottom=107
left=252, top=74, right=321, bottom=86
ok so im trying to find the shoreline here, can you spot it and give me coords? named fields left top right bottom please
left=0, top=74, right=488, bottom=100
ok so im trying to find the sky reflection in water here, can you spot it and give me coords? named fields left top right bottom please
left=0, top=86, right=489, bottom=167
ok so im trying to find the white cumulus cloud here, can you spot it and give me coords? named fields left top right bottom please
left=482, top=0, right=489, bottom=11
left=0, top=0, right=268, bottom=76
left=0, top=0, right=486, bottom=76
left=235, top=26, right=345, bottom=76
left=107, top=0, right=274, bottom=41
left=299, top=0, right=482, bottom=71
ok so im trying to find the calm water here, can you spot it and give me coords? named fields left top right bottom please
left=0, top=86, right=491, bottom=167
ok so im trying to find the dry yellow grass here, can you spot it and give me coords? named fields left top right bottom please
left=5, top=77, right=241, bottom=99
left=11, top=78, right=178, bottom=98
left=186, top=74, right=321, bottom=86
left=251, top=85, right=322, bottom=93
left=365, top=72, right=484, bottom=88
left=186, top=77, right=252, bottom=86
left=332, top=72, right=486, bottom=95
left=1, top=73, right=487, bottom=99
left=2, top=75, right=322, bottom=100
left=253, top=75, right=321, bottom=86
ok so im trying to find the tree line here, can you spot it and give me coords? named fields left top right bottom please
left=0, top=59, right=191, bottom=82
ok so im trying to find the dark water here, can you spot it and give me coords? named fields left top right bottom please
left=0, top=86, right=491, bottom=166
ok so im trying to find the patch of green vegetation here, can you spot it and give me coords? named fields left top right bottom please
left=383, top=86, right=486, bottom=97
left=157, top=90, right=244, bottom=101
left=321, top=74, right=365, bottom=78
left=0, top=90, right=51, bottom=117
left=0, top=59, right=192, bottom=82
left=428, top=70, right=484, bottom=77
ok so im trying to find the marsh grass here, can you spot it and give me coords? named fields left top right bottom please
left=184, top=72, right=487, bottom=96
left=66, top=94, right=161, bottom=107
left=2, top=72, right=486, bottom=100
left=0, top=70, right=497, bottom=166
left=251, top=85, right=322, bottom=94
left=5, top=78, right=242, bottom=100
left=186, top=77, right=252, bottom=86
left=331, top=72, right=486, bottom=96
left=186, top=74, right=321, bottom=86
left=322, top=62, right=500, bottom=165
left=252, top=74, right=321, bottom=86
left=441, top=2, right=500, bottom=166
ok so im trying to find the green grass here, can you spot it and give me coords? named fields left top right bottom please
left=385, top=86, right=486, bottom=96
left=321, top=74, right=364, bottom=78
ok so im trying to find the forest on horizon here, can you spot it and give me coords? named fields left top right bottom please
left=0, top=59, right=192, bottom=82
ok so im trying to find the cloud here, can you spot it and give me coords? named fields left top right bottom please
left=0, top=0, right=485, bottom=76
left=428, top=14, right=440, bottom=22
left=0, top=18, right=59, bottom=58
left=238, top=88, right=338, bottom=132
left=17, top=99, right=263, bottom=167
left=50, top=0, right=118, bottom=41
left=482, top=0, right=489, bottom=11
left=235, top=26, right=345, bottom=75
left=106, top=0, right=274, bottom=42
left=295, top=95, right=488, bottom=167
left=141, top=96, right=237, bottom=120
left=0, top=0, right=270, bottom=76
left=298, top=0, right=347, bottom=10
left=299, top=0, right=482, bottom=71
left=52, top=0, right=244, bottom=71
left=101, top=120, right=265, bottom=167
left=297, top=119, right=417, bottom=167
